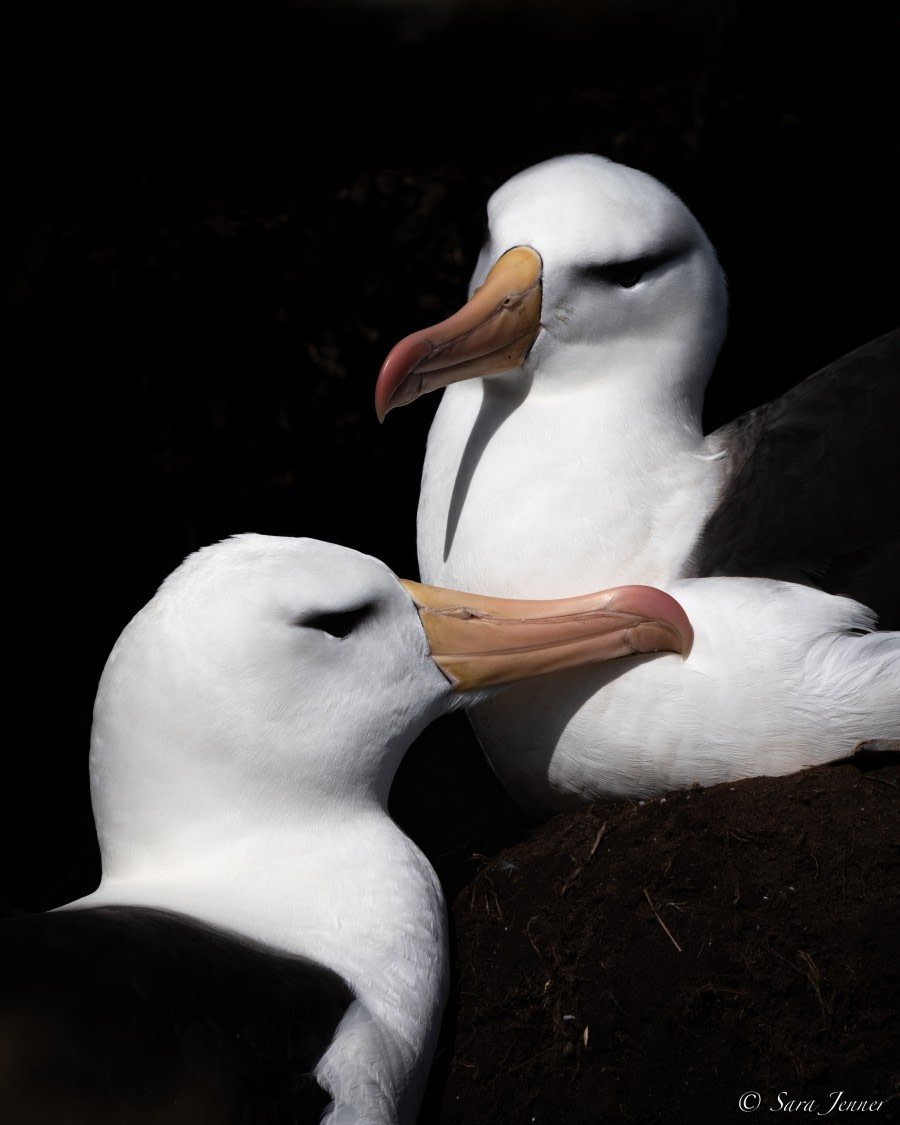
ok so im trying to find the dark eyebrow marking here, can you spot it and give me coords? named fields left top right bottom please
left=578, top=245, right=687, bottom=288
left=295, top=604, right=373, bottom=639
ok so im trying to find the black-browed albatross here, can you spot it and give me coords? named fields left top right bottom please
left=0, top=532, right=690, bottom=1123
left=375, top=153, right=900, bottom=814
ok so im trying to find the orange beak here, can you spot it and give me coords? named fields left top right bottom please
left=375, top=246, right=542, bottom=421
left=402, top=580, right=693, bottom=692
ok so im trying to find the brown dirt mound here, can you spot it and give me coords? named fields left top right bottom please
left=432, top=757, right=900, bottom=1124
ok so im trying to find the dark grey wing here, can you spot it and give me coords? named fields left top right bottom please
left=690, top=328, right=900, bottom=627
left=0, top=905, right=352, bottom=1124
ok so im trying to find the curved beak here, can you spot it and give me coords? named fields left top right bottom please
left=402, top=580, right=693, bottom=693
left=375, top=246, right=542, bottom=421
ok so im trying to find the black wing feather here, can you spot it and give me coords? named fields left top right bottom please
left=691, top=328, right=900, bottom=627
left=0, top=905, right=353, bottom=1124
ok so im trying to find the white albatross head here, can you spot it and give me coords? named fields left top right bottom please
left=88, top=532, right=692, bottom=881
left=375, top=153, right=728, bottom=419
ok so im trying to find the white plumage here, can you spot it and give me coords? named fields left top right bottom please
left=5, top=532, right=689, bottom=1120
left=69, top=535, right=458, bottom=1123
left=376, top=153, right=900, bottom=815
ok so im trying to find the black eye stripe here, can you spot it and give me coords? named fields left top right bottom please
left=580, top=261, right=646, bottom=287
left=297, top=606, right=372, bottom=639
left=579, top=250, right=674, bottom=289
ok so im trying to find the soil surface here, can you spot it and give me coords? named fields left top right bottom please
left=431, top=756, right=900, bottom=1125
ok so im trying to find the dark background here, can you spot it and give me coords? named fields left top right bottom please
left=4, top=0, right=899, bottom=916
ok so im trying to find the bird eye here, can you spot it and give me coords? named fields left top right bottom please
left=581, top=260, right=647, bottom=289
left=607, top=263, right=645, bottom=289
left=297, top=606, right=371, bottom=639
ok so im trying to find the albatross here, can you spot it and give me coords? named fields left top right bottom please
left=0, top=532, right=690, bottom=1123
left=374, top=153, right=900, bottom=814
